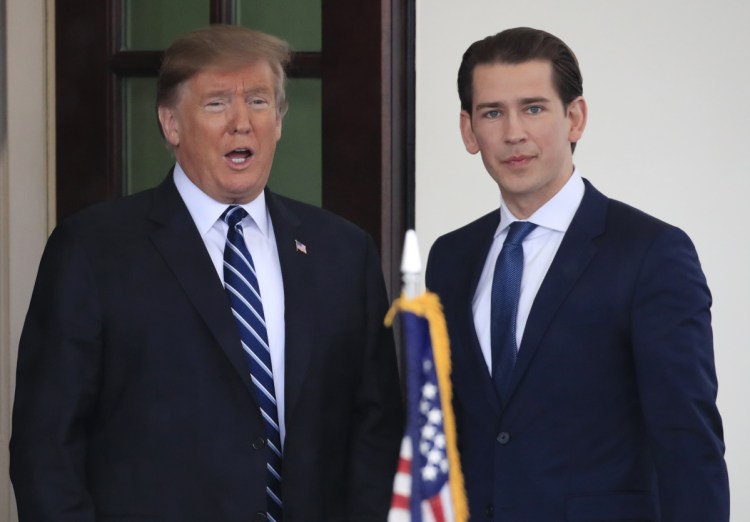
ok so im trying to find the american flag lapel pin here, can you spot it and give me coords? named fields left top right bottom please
left=295, top=239, right=308, bottom=254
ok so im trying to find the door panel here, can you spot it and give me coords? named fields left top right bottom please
left=236, top=0, right=321, bottom=51
left=123, top=0, right=208, bottom=50
left=267, top=78, right=322, bottom=206
left=123, top=76, right=173, bottom=194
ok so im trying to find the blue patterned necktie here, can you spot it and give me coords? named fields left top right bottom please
left=490, top=220, right=537, bottom=405
left=222, top=205, right=283, bottom=522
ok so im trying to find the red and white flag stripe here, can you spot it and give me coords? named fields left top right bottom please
left=388, top=437, right=455, bottom=522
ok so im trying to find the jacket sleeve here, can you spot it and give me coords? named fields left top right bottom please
left=346, top=234, right=404, bottom=521
left=10, top=225, right=101, bottom=521
left=631, top=225, right=729, bottom=521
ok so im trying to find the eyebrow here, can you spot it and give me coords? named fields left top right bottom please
left=203, top=86, right=274, bottom=99
left=474, top=96, right=552, bottom=110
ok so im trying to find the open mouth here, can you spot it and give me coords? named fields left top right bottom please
left=225, top=148, right=253, bottom=165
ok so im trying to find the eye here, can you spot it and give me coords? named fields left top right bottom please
left=248, top=96, right=270, bottom=109
left=483, top=110, right=500, bottom=119
left=527, top=105, right=543, bottom=114
left=205, top=100, right=226, bottom=112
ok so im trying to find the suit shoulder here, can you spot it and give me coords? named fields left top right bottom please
left=580, top=180, right=690, bottom=243
left=608, top=197, right=667, bottom=226
left=605, top=197, right=689, bottom=241
left=426, top=209, right=497, bottom=285
left=270, top=192, right=370, bottom=241
left=54, top=188, right=157, bottom=241
left=431, top=209, right=498, bottom=252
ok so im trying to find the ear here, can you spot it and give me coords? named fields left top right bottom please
left=460, top=110, right=480, bottom=155
left=158, top=105, right=181, bottom=147
left=566, top=96, right=587, bottom=144
left=275, top=113, right=283, bottom=142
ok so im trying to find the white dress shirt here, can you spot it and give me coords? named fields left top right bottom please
left=173, top=164, right=287, bottom=443
left=473, top=170, right=585, bottom=374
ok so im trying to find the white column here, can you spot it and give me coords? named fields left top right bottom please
left=1, top=0, right=51, bottom=519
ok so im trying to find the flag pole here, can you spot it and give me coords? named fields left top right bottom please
left=386, top=230, right=469, bottom=522
left=400, top=229, right=422, bottom=299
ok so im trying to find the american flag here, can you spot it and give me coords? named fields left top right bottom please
left=385, top=292, right=468, bottom=522
left=294, top=239, right=307, bottom=254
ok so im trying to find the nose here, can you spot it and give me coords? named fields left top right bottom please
left=504, top=111, right=527, bottom=145
left=230, top=100, right=252, bottom=134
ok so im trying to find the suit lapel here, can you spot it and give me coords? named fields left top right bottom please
left=449, top=212, right=503, bottom=414
left=505, top=180, right=608, bottom=401
left=147, top=175, right=258, bottom=396
left=265, top=191, right=316, bottom=424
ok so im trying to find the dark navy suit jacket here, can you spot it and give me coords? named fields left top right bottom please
left=426, top=180, right=728, bottom=521
left=10, top=174, right=403, bottom=521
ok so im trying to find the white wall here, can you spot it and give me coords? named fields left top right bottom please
left=416, top=0, right=749, bottom=518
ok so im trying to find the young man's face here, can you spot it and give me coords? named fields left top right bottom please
left=460, top=60, right=586, bottom=218
left=158, top=61, right=283, bottom=204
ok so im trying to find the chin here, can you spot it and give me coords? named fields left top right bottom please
left=497, top=175, right=535, bottom=193
left=231, top=186, right=264, bottom=203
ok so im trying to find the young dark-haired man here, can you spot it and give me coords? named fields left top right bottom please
left=426, top=27, right=729, bottom=521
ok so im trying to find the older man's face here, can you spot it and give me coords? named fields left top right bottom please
left=158, top=60, right=283, bottom=204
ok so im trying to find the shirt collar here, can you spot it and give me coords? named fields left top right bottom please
left=172, top=162, right=270, bottom=237
left=497, top=168, right=585, bottom=237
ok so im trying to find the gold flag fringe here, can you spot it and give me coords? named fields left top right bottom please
left=385, top=291, right=469, bottom=522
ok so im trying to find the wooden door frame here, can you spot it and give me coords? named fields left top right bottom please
left=321, top=0, right=415, bottom=295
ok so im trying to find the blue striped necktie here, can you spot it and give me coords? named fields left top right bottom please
left=222, top=205, right=283, bottom=522
left=491, top=220, right=537, bottom=405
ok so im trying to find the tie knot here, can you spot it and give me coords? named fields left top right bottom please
left=504, top=221, right=537, bottom=245
left=221, top=205, right=248, bottom=228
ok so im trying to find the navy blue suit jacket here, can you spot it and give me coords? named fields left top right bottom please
left=10, top=174, right=403, bottom=521
left=425, top=180, right=728, bottom=521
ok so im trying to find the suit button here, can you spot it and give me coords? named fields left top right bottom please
left=253, top=513, right=268, bottom=522
left=252, top=437, right=266, bottom=450
left=485, top=503, right=494, bottom=517
left=497, top=431, right=510, bottom=445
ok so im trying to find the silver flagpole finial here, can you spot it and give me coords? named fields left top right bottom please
left=400, top=229, right=422, bottom=299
